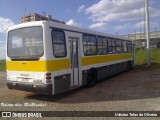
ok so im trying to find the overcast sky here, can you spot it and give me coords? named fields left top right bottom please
left=0, top=0, right=160, bottom=59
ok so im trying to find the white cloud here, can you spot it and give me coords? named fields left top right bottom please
left=113, top=20, right=159, bottom=33
left=0, top=33, right=6, bottom=59
left=134, top=21, right=158, bottom=29
left=114, top=24, right=130, bottom=30
left=66, top=19, right=81, bottom=27
left=149, top=7, right=160, bottom=17
left=0, top=17, right=15, bottom=33
left=149, top=22, right=158, bottom=28
left=134, top=21, right=145, bottom=28
left=89, top=22, right=107, bottom=29
left=85, top=0, right=160, bottom=22
left=77, top=5, right=85, bottom=13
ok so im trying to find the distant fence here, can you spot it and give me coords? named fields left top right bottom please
left=0, top=60, right=6, bottom=71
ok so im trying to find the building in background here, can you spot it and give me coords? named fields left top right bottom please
left=21, top=13, right=65, bottom=24
left=121, top=31, right=160, bottom=49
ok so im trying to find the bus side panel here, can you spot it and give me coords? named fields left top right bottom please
left=54, top=74, right=71, bottom=94
left=97, top=61, right=129, bottom=80
left=81, top=59, right=133, bottom=86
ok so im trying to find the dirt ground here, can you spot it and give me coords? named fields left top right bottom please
left=0, top=68, right=160, bottom=119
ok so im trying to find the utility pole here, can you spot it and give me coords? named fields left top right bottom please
left=134, top=30, right=136, bottom=41
left=145, top=0, right=151, bottom=66
left=139, top=8, right=142, bottom=39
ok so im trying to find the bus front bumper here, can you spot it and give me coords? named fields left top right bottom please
left=6, top=81, right=52, bottom=95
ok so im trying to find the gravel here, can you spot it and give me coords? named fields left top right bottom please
left=0, top=68, right=160, bottom=119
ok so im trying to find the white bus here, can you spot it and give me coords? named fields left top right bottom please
left=6, top=21, right=135, bottom=95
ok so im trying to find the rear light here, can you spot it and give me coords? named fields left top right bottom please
left=46, top=72, right=51, bottom=78
left=46, top=72, right=51, bottom=83
left=46, top=79, right=51, bottom=83
left=46, top=77, right=51, bottom=79
left=46, top=73, right=51, bottom=76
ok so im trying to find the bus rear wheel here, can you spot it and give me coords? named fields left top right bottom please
left=127, top=61, right=131, bottom=71
left=87, top=69, right=97, bottom=87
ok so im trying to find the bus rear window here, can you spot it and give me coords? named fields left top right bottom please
left=7, top=26, right=43, bottom=59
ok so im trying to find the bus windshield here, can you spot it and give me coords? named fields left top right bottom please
left=7, top=26, right=43, bottom=60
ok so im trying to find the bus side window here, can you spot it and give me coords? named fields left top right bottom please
left=127, top=41, right=132, bottom=53
left=116, top=39, right=122, bottom=54
left=83, top=34, right=97, bottom=56
left=97, top=37, right=107, bottom=55
left=122, top=40, right=127, bottom=53
left=51, top=29, right=66, bottom=57
left=108, top=37, right=115, bottom=54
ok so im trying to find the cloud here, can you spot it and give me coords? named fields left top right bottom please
left=134, top=21, right=145, bottom=28
left=134, top=21, right=158, bottom=29
left=66, top=19, right=81, bottom=27
left=113, top=20, right=159, bottom=33
left=0, top=33, right=6, bottom=59
left=89, top=22, right=107, bottom=29
left=0, top=17, right=15, bottom=33
left=114, top=24, right=130, bottom=30
left=77, top=5, right=85, bottom=13
left=85, top=0, right=160, bottom=22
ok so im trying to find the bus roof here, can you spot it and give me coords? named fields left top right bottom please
left=8, top=20, right=133, bottom=42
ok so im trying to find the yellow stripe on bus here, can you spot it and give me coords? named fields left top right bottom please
left=82, top=53, right=132, bottom=66
left=6, top=59, right=71, bottom=72
left=6, top=53, right=132, bottom=72
left=46, top=59, right=70, bottom=71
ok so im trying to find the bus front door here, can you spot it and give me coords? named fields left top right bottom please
left=69, top=38, right=79, bottom=88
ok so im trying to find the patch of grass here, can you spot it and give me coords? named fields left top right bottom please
left=136, top=48, right=160, bottom=69
left=0, top=60, right=6, bottom=71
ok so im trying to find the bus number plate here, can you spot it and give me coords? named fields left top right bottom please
left=21, top=78, right=29, bottom=82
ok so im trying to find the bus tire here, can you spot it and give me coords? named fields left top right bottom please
left=127, top=61, right=131, bottom=71
left=87, top=69, right=97, bottom=87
